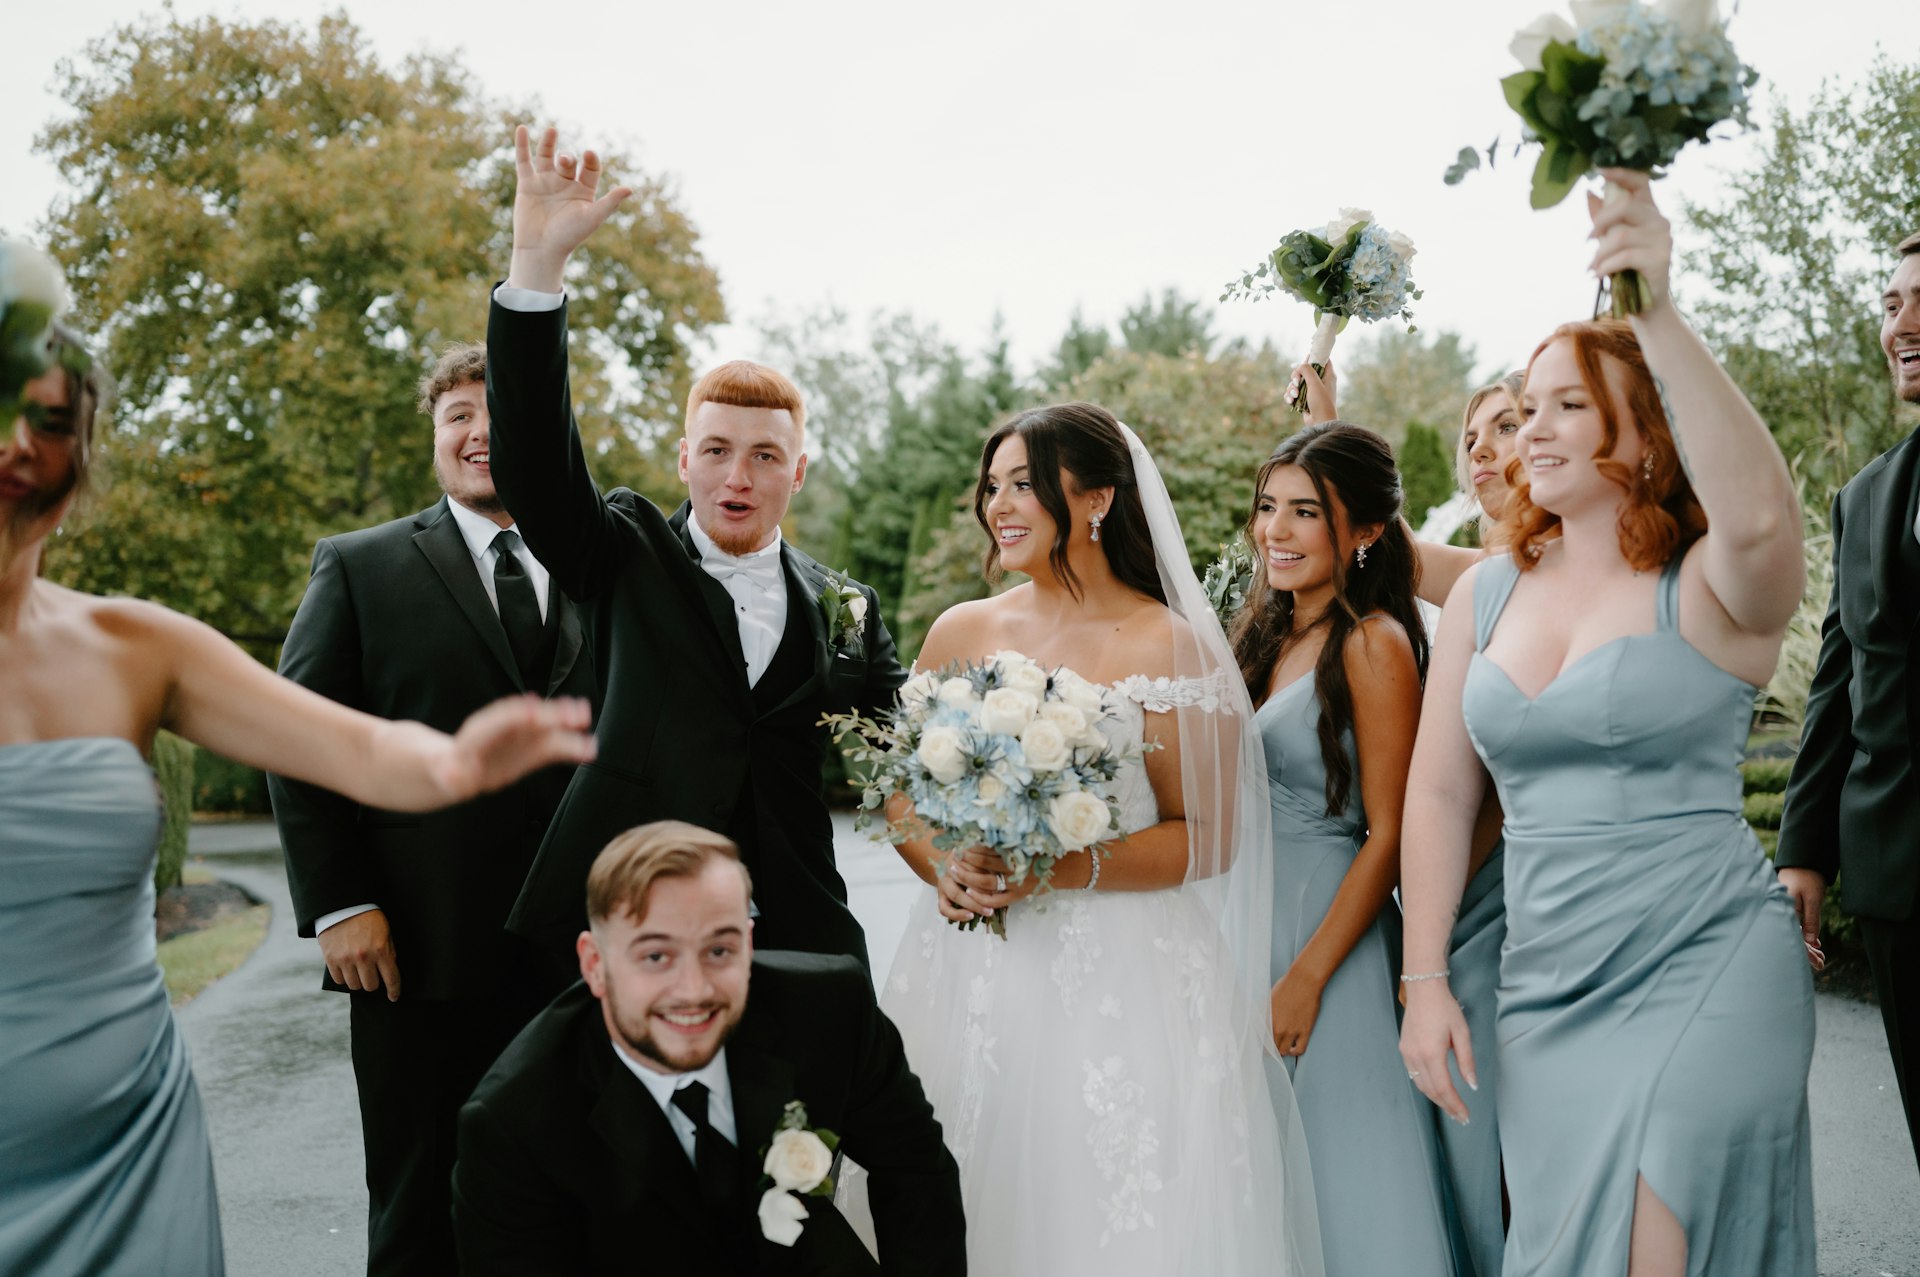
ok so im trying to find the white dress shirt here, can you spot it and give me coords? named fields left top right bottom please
left=493, top=282, right=788, bottom=685
left=313, top=498, right=554, bottom=937
left=613, top=1044, right=738, bottom=1165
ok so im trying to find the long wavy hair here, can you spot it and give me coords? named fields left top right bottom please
left=973, top=402, right=1165, bottom=605
left=1497, top=319, right=1706, bottom=572
left=1230, top=421, right=1427, bottom=816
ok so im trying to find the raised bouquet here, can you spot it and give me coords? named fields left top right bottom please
left=0, top=240, right=74, bottom=429
left=1222, top=210, right=1420, bottom=414
left=1201, top=537, right=1256, bottom=633
left=1443, top=0, right=1756, bottom=316
left=822, top=651, right=1145, bottom=939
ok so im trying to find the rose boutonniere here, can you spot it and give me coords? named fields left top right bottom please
left=756, top=1100, right=840, bottom=1247
left=817, top=570, right=868, bottom=653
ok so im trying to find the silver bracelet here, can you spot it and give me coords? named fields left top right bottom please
left=1083, top=851, right=1102, bottom=892
left=1399, top=969, right=1449, bottom=983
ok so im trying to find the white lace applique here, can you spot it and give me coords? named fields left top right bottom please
left=1110, top=671, right=1233, bottom=715
left=1049, top=896, right=1101, bottom=1013
left=953, top=971, right=999, bottom=1171
left=1152, top=933, right=1216, bottom=1031
left=1098, top=994, right=1123, bottom=1019
left=1083, top=1055, right=1163, bottom=1244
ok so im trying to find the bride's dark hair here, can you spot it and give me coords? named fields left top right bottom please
left=1229, top=421, right=1427, bottom=816
left=972, top=402, right=1166, bottom=605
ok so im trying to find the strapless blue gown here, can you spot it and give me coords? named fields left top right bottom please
left=1261, top=675, right=1460, bottom=1277
left=1464, top=556, right=1814, bottom=1275
left=1439, top=842, right=1506, bottom=1277
left=0, top=738, right=225, bottom=1275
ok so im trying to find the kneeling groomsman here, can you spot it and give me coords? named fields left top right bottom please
left=452, top=821, right=966, bottom=1275
left=269, top=343, right=596, bottom=1273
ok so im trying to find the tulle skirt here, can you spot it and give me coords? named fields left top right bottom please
left=849, top=884, right=1320, bottom=1276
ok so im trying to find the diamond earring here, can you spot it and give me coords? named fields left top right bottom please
left=1641, top=451, right=1656, bottom=480
left=1354, top=542, right=1369, bottom=568
left=1089, top=511, right=1104, bottom=543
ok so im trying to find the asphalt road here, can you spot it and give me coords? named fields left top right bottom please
left=180, top=818, right=1920, bottom=1276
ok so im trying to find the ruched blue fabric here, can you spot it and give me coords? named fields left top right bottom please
left=1464, top=555, right=1814, bottom=1276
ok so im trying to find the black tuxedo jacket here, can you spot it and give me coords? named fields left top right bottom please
left=485, top=295, right=909, bottom=965
left=267, top=497, right=596, bottom=999
left=1779, top=429, right=1920, bottom=923
left=452, top=953, right=966, bottom=1276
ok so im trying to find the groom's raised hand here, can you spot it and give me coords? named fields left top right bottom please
left=506, top=125, right=633, bottom=293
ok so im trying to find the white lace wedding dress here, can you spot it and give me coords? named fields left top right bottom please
left=857, top=675, right=1300, bottom=1275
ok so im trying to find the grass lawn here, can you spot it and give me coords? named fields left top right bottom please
left=157, top=865, right=269, bottom=1006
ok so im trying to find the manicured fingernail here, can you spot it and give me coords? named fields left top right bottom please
left=1466, top=1077, right=1478, bottom=1092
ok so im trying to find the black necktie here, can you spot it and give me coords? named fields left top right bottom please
left=490, top=529, right=543, bottom=683
left=670, top=1081, right=740, bottom=1215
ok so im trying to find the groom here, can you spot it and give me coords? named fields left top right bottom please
left=1778, top=230, right=1920, bottom=1167
left=486, top=125, right=907, bottom=971
left=451, top=821, right=965, bottom=1274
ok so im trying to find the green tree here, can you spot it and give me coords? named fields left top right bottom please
left=1682, top=53, right=1920, bottom=494
left=1334, top=327, right=1482, bottom=447
left=1041, top=307, right=1113, bottom=390
left=1398, top=421, right=1457, bottom=524
left=1119, top=289, right=1217, bottom=359
left=35, top=11, right=722, bottom=652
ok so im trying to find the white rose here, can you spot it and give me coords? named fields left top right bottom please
left=936, top=677, right=979, bottom=710
left=844, top=592, right=868, bottom=625
left=1508, top=12, right=1577, bottom=70
left=897, top=671, right=940, bottom=714
left=977, top=773, right=1006, bottom=804
left=1569, top=0, right=1633, bottom=30
left=763, top=1128, right=834, bottom=1192
left=1048, top=790, right=1112, bottom=852
left=758, top=1188, right=809, bottom=1247
left=1019, top=718, right=1072, bottom=772
left=1002, top=661, right=1049, bottom=698
left=916, top=725, right=969, bottom=785
left=1385, top=229, right=1418, bottom=262
left=0, top=240, right=69, bottom=315
left=1055, top=675, right=1105, bottom=717
left=1037, top=701, right=1088, bottom=740
left=1324, top=207, right=1372, bottom=242
left=979, top=687, right=1039, bottom=736
left=989, top=649, right=1036, bottom=673
left=1656, top=0, right=1717, bottom=36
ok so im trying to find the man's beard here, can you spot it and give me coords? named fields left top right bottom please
left=433, top=461, right=507, bottom=517
left=606, top=986, right=743, bottom=1072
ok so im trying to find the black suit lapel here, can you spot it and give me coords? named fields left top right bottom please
left=411, top=499, right=524, bottom=690
left=765, top=548, right=831, bottom=720
left=1870, top=433, right=1920, bottom=629
left=725, top=1041, right=799, bottom=1207
left=588, top=1057, right=709, bottom=1227
left=667, top=503, right=754, bottom=692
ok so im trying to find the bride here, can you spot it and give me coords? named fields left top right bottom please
left=865, top=402, right=1322, bottom=1275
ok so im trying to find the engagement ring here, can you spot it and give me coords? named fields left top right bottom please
left=994, top=873, right=1007, bottom=893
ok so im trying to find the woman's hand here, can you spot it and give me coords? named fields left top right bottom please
left=1269, top=966, right=1325, bottom=1058
left=1587, top=167, right=1673, bottom=312
left=1292, top=360, right=1339, bottom=425
left=1398, top=981, right=1476, bottom=1124
left=423, top=694, right=596, bottom=804
left=946, top=846, right=1048, bottom=918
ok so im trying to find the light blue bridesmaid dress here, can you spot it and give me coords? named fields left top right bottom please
left=0, top=738, right=225, bottom=1275
left=1438, top=841, right=1505, bottom=1277
left=1463, top=554, right=1814, bottom=1276
left=1261, top=674, right=1460, bottom=1277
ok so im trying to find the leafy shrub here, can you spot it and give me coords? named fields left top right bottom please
left=152, top=731, right=194, bottom=894
left=1743, top=791, right=1786, bottom=830
left=1740, top=757, right=1795, bottom=795
left=193, top=749, right=272, bottom=814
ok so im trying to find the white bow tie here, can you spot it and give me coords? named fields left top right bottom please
left=703, top=550, right=782, bottom=590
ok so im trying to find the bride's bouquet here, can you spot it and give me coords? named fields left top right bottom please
left=823, top=651, right=1144, bottom=939
left=0, top=240, right=73, bottom=428
left=1221, top=210, right=1420, bottom=414
left=1443, top=0, right=1756, bottom=315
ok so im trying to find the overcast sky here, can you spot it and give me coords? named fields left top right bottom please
left=3, top=0, right=1905, bottom=382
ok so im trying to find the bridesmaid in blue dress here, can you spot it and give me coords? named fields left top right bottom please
left=1230, top=421, right=1460, bottom=1276
left=1398, top=171, right=1816, bottom=1277
left=0, top=320, right=595, bottom=1275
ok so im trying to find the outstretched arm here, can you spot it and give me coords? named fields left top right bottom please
left=154, top=602, right=595, bottom=812
left=488, top=125, right=642, bottom=601
left=1588, top=168, right=1804, bottom=633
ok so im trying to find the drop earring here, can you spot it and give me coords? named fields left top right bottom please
left=1089, top=511, right=1104, bottom=543
left=1641, top=451, right=1656, bottom=481
left=1354, top=542, right=1369, bottom=568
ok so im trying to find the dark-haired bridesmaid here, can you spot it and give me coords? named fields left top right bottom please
left=1231, top=420, right=1457, bottom=1276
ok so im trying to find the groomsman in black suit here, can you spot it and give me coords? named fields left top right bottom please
left=484, top=125, right=907, bottom=970
left=268, top=343, right=597, bottom=1273
left=1779, top=230, right=1920, bottom=1166
left=452, top=821, right=965, bottom=1275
